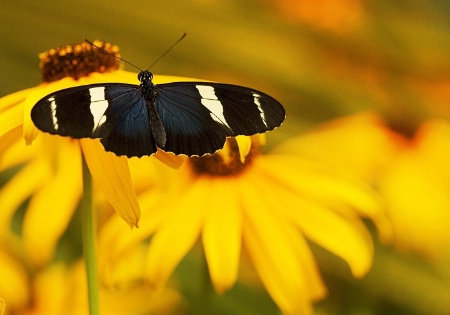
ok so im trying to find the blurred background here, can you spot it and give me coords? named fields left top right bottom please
left=1, top=0, right=450, bottom=314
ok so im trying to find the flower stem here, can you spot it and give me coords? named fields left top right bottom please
left=81, top=154, right=100, bottom=315
left=193, top=250, right=213, bottom=315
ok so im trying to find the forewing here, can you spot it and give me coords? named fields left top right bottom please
left=31, top=83, right=156, bottom=157
left=155, top=82, right=285, bottom=156
left=32, top=84, right=105, bottom=138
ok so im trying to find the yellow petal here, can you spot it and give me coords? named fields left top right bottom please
left=240, top=178, right=326, bottom=314
left=80, top=139, right=140, bottom=228
left=0, top=104, right=23, bottom=139
left=380, top=150, right=450, bottom=259
left=1, top=129, right=42, bottom=171
left=32, top=264, right=69, bottom=313
left=0, top=249, right=29, bottom=309
left=216, top=136, right=253, bottom=164
left=0, top=127, right=23, bottom=168
left=273, top=182, right=373, bottom=277
left=99, top=241, right=148, bottom=288
left=414, top=120, right=450, bottom=177
left=127, top=156, right=182, bottom=197
left=202, top=179, right=242, bottom=293
left=23, top=140, right=82, bottom=266
left=0, top=87, right=34, bottom=110
left=235, top=135, right=252, bottom=163
left=0, top=298, right=4, bottom=315
left=254, top=156, right=376, bottom=276
left=216, top=140, right=232, bottom=164
left=0, top=160, right=50, bottom=233
left=244, top=172, right=327, bottom=296
left=258, top=155, right=382, bottom=223
left=145, top=179, right=207, bottom=288
left=69, top=259, right=184, bottom=315
left=99, top=189, right=168, bottom=280
left=274, top=113, right=401, bottom=181
left=154, top=148, right=186, bottom=169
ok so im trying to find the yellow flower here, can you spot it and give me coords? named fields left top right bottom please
left=0, top=40, right=185, bottom=266
left=0, top=240, right=184, bottom=315
left=378, top=120, right=450, bottom=260
left=283, top=112, right=450, bottom=260
left=100, top=135, right=382, bottom=314
left=276, top=113, right=399, bottom=241
left=0, top=242, right=29, bottom=311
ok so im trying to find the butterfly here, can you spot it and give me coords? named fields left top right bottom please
left=31, top=41, right=285, bottom=158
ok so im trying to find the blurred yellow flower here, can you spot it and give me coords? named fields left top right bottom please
left=284, top=112, right=450, bottom=260
left=0, top=40, right=185, bottom=266
left=0, top=241, right=184, bottom=315
left=378, top=120, right=450, bottom=260
left=100, top=135, right=382, bottom=314
left=0, top=242, right=29, bottom=312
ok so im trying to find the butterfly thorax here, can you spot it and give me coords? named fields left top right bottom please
left=138, top=70, right=155, bottom=93
left=138, top=70, right=167, bottom=148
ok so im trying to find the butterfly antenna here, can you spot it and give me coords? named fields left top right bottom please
left=84, top=39, right=143, bottom=72
left=146, top=33, right=187, bottom=70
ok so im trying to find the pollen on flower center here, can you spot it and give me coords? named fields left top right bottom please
left=189, top=137, right=259, bottom=177
left=39, top=40, right=121, bottom=82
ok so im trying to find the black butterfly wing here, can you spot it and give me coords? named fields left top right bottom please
left=32, top=81, right=285, bottom=158
left=99, top=85, right=157, bottom=157
left=31, top=83, right=157, bottom=157
left=155, top=82, right=285, bottom=156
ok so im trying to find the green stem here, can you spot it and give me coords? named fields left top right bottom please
left=81, top=154, right=100, bottom=315
left=193, top=250, right=213, bottom=315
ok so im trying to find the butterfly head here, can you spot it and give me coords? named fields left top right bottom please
left=138, top=70, right=154, bottom=90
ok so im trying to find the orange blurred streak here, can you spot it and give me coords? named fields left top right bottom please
left=273, top=0, right=365, bottom=34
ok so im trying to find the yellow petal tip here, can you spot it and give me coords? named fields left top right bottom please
left=154, top=149, right=187, bottom=169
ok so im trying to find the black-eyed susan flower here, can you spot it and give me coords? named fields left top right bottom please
left=378, top=120, right=450, bottom=260
left=0, top=40, right=185, bottom=266
left=99, top=134, right=383, bottom=314
left=0, top=240, right=184, bottom=315
left=282, top=112, right=450, bottom=261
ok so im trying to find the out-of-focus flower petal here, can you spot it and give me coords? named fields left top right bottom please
left=0, top=249, right=29, bottom=310
left=0, top=160, right=50, bottom=232
left=379, top=120, right=450, bottom=260
left=0, top=127, right=23, bottom=165
left=202, top=178, right=242, bottom=293
left=0, top=298, right=4, bottom=315
left=23, top=139, right=82, bottom=266
left=0, top=105, right=23, bottom=139
left=275, top=113, right=402, bottom=181
left=99, top=190, right=168, bottom=284
left=0, top=88, right=35, bottom=110
left=258, top=155, right=381, bottom=220
left=145, top=179, right=207, bottom=289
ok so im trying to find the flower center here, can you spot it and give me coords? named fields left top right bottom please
left=189, top=137, right=260, bottom=177
left=39, top=40, right=121, bottom=82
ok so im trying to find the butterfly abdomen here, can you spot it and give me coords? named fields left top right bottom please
left=145, top=92, right=167, bottom=149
